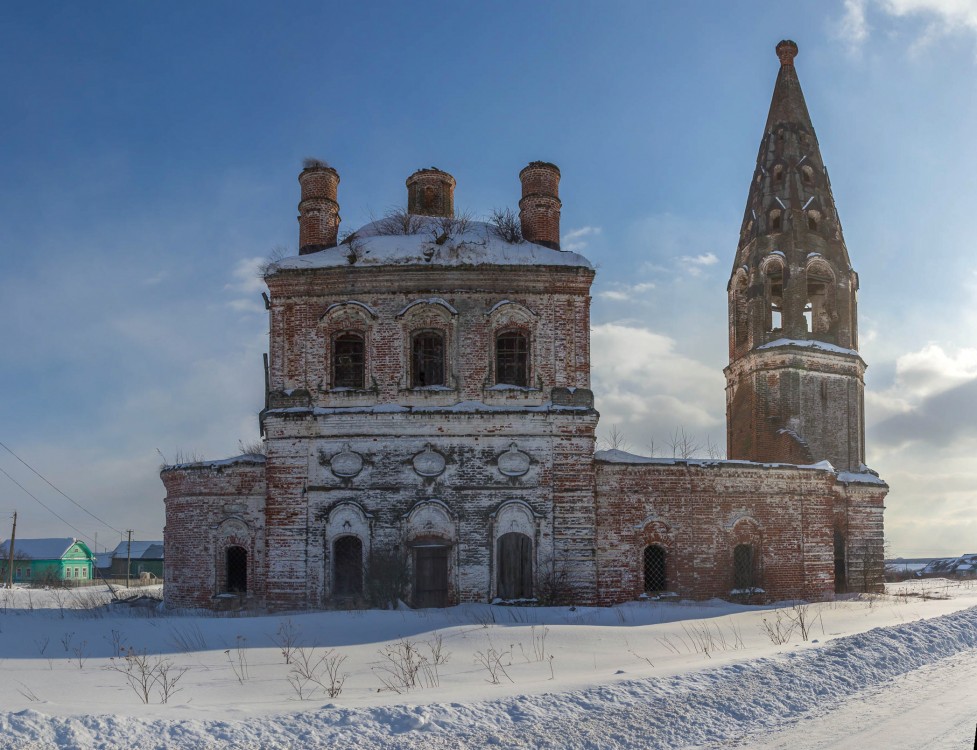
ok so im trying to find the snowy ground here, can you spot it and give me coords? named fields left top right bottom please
left=1, top=580, right=976, bottom=748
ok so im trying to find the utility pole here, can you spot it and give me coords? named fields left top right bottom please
left=125, top=529, right=133, bottom=589
left=6, top=511, right=16, bottom=588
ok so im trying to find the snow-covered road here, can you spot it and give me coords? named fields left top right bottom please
left=742, top=648, right=977, bottom=750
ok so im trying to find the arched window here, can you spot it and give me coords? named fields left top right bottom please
left=333, top=332, right=365, bottom=388
left=765, top=263, right=784, bottom=332
left=333, top=536, right=363, bottom=597
left=497, top=532, right=533, bottom=600
left=769, top=209, right=782, bottom=232
left=773, top=165, right=785, bottom=183
left=801, top=165, right=814, bottom=185
left=495, top=330, right=529, bottom=387
left=807, top=262, right=835, bottom=335
left=733, top=544, right=756, bottom=590
left=643, top=545, right=667, bottom=593
left=807, top=210, right=820, bottom=231
left=226, top=546, right=248, bottom=593
left=411, top=331, right=445, bottom=387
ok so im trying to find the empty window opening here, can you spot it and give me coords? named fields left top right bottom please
left=497, top=532, right=533, bottom=600
left=643, top=545, right=667, bottom=593
left=773, top=165, right=785, bottom=183
left=834, top=530, right=847, bottom=594
left=411, top=331, right=445, bottom=387
left=496, top=330, right=529, bottom=387
left=766, top=266, right=784, bottom=332
left=807, top=209, right=821, bottom=231
left=733, top=543, right=757, bottom=590
left=333, top=536, right=363, bottom=597
left=733, top=275, right=749, bottom=347
left=226, top=545, right=248, bottom=594
left=807, top=266, right=833, bottom=334
left=333, top=332, right=365, bottom=388
left=801, top=165, right=814, bottom=185
left=769, top=209, right=782, bottom=232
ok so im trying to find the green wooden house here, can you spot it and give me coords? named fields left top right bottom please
left=0, top=538, right=95, bottom=584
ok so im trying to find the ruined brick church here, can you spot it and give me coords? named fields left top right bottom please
left=162, top=41, right=887, bottom=610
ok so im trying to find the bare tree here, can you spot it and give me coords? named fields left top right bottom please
left=488, top=208, right=523, bottom=243
left=259, top=245, right=289, bottom=278
left=667, top=427, right=702, bottom=459
left=372, top=207, right=425, bottom=236
left=597, top=424, right=631, bottom=452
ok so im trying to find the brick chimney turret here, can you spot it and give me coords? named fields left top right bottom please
left=519, top=161, right=561, bottom=250
left=406, top=168, right=455, bottom=217
left=298, top=160, right=340, bottom=255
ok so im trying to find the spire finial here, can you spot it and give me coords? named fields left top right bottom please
left=776, top=39, right=798, bottom=66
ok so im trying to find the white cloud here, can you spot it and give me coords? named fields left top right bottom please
left=227, top=256, right=268, bottom=295
left=561, top=226, right=601, bottom=252
left=867, top=342, right=977, bottom=420
left=837, top=0, right=977, bottom=53
left=596, top=281, right=657, bottom=302
left=591, top=323, right=725, bottom=454
left=678, top=253, right=719, bottom=276
left=837, top=0, right=871, bottom=50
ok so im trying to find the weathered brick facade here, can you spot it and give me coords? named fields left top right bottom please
left=162, top=40, right=886, bottom=610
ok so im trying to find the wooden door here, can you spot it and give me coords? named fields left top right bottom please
left=413, top=546, right=449, bottom=608
left=497, top=532, right=533, bottom=600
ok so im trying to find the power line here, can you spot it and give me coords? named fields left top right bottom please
left=0, top=464, right=98, bottom=547
left=0, top=440, right=122, bottom=534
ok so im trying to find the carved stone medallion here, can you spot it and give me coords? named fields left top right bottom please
left=498, top=443, right=531, bottom=477
left=412, top=446, right=446, bottom=477
left=329, top=447, right=364, bottom=478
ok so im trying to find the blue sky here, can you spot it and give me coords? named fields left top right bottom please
left=1, top=1, right=976, bottom=556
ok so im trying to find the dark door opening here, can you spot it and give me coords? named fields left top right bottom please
left=333, top=536, right=363, bottom=597
left=226, top=546, right=248, bottom=593
left=834, top=530, right=847, bottom=594
left=643, top=544, right=667, bottom=593
left=497, top=532, right=533, bottom=600
left=413, top=546, right=449, bottom=608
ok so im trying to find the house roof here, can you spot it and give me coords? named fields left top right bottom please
left=110, top=541, right=164, bottom=559
left=0, top=538, right=90, bottom=560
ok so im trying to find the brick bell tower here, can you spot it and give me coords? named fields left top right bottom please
left=725, top=41, right=866, bottom=472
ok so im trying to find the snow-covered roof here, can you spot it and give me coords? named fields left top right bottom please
left=594, top=449, right=835, bottom=472
left=270, top=218, right=593, bottom=271
left=757, top=338, right=860, bottom=357
left=0, top=538, right=89, bottom=560
left=162, top=453, right=266, bottom=472
left=110, top=541, right=164, bottom=559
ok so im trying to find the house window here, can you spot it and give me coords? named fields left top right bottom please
left=643, top=545, right=667, bottom=593
left=226, top=546, right=248, bottom=594
left=25, top=567, right=30, bottom=578
left=15, top=567, right=21, bottom=578
left=495, top=330, right=529, bottom=387
left=333, top=333, right=365, bottom=388
left=733, top=544, right=757, bottom=589
left=66, top=567, right=72, bottom=578
left=81, top=568, right=87, bottom=579
left=411, top=331, right=445, bottom=387
left=333, top=536, right=363, bottom=597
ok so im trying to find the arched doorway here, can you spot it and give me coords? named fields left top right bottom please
left=413, top=545, right=450, bottom=608
left=643, top=544, right=667, bottom=593
left=333, top=536, right=363, bottom=597
left=497, top=532, right=533, bottom=600
left=226, top=546, right=248, bottom=593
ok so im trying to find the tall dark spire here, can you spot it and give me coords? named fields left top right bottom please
left=725, top=40, right=866, bottom=472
